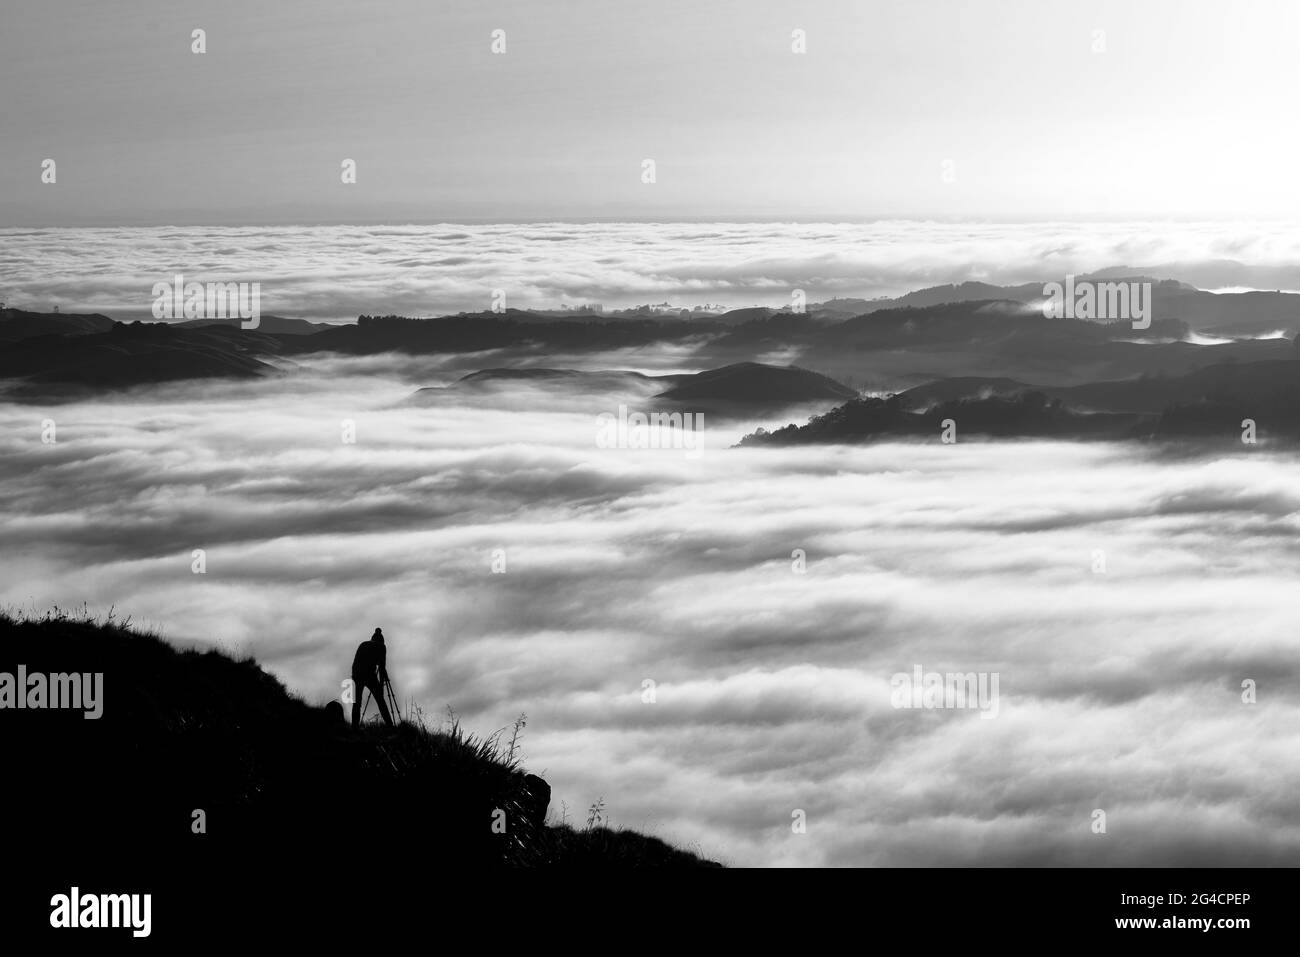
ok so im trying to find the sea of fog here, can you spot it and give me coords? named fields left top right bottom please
left=3, top=353, right=1299, bottom=866
left=6, top=220, right=1300, bottom=321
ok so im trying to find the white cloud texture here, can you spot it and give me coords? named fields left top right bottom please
left=2, top=354, right=1299, bottom=865
left=8, top=220, right=1300, bottom=321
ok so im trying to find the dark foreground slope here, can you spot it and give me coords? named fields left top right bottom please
left=1, top=610, right=716, bottom=873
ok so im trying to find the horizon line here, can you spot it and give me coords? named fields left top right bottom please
left=5, top=214, right=1300, bottom=230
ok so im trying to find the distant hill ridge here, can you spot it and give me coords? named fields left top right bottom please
left=407, top=361, right=859, bottom=417
left=5, top=275, right=1300, bottom=399
left=739, top=356, right=1300, bottom=446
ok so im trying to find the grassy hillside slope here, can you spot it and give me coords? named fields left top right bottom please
left=1, top=609, right=717, bottom=870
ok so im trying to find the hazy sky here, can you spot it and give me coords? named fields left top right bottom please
left=3, top=0, right=1300, bottom=224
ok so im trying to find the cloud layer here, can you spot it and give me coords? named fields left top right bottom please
left=8, top=220, right=1300, bottom=322
left=2, top=355, right=1298, bottom=865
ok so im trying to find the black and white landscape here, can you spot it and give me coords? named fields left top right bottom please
left=2, top=0, right=1298, bottom=937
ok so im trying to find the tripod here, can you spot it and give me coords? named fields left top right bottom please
left=360, top=675, right=400, bottom=726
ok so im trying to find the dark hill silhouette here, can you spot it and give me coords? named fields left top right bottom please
left=807, top=277, right=1300, bottom=336
left=1055, top=358, right=1300, bottom=416
left=771, top=299, right=1293, bottom=392
left=652, top=361, right=857, bottom=403
left=409, top=362, right=858, bottom=421
left=0, top=307, right=116, bottom=342
left=174, top=314, right=330, bottom=335
left=282, top=313, right=726, bottom=357
left=2, top=609, right=717, bottom=872
left=694, top=311, right=824, bottom=350
left=740, top=356, right=1300, bottom=445
left=899, top=358, right=1300, bottom=417
left=808, top=278, right=1185, bottom=317
left=14, top=278, right=1296, bottom=400
left=712, top=306, right=777, bottom=326
left=739, top=392, right=1148, bottom=446
left=0, top=321, right=284, bottom=399
left=451, top=308, right=624, bottom=324
left=810, top=299, right=1199, bottom=353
